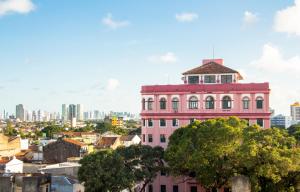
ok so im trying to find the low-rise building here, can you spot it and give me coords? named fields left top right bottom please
left=39, top=162, right=80, bottom=179
left=0, top=156, right=23, bottom=173
left=271, top=114, right=293, bottom=128
left=95, top=136, right=121, bottom=150
left=43, top=138, right=88, bottom=163
left=0, top=173, right=51, bottom=192
left=120, top=135, right=141, bottom=147
left=51, top=176, right=84, bottom=192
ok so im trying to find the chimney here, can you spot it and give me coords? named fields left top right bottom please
left=202, top=59, right=223, bottom=65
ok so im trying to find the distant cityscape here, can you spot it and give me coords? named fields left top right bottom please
left=0, top=104, right=138, bottom=123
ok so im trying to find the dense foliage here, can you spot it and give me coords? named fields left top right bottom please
left=78, top=145, right=164, bottom=192
left=165, top=117, right=300, bottom=191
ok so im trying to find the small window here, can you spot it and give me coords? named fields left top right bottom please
left=161, top=185, right=167, bottom=192
left=148, top=119, right=153, bottom=127
left=172, top=118, right=179, bottom=127
left=160, top=119, right=166, bottom=127
left=205, top=96, right=214, bottom=109
left=173, top=185, right=179, bottom=192
left=221, top=75, right=233, bottom=84
left=142, top=119, right=146, bottom=126
left=160, top=134, right=166, bottom=143
left=256, top=97, right=264, bottom=109
left=222, top=96, right=232, bottom=109
left=142, top=98, right=146, bottom=110
left=189, top=96, right=198, bottom=109
left=257, top=118, right=264, bottom=127
left=242, top=97, right=250, bottom=109
left=160, top=98, right=167, bottom=110
left=148, top=134, right=153, bottom=143
left=161, top=170, right=167, bottom=176
left=190, top=186, right=197, bottom=192
left=204, top=75, right=216, bottom=83
left=147, top=98, right=154, bottom=110
left=190, top=118, right=195, bottom=124
left=148, top=185, right=153, bottom=192
left=172, top=98, right=179, bottom=111
left=188, top=76, right=199, bottom=84
left=142, top=134, right=145, bottom=142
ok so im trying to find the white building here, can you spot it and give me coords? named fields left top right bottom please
left=0, top=157, right=23, bottom=173
left=291, top=102, right=300, bottom=123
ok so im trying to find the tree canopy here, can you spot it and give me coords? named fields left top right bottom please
left=165, top=117, right=300, bottom=191
left=78, top=145, right=164, bottom=192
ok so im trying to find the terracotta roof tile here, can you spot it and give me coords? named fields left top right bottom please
left=182, top=62, right=243, bottom=79
left=63, top=138, right=86, bottom=147
left=96, top=137, right=118, bottom=149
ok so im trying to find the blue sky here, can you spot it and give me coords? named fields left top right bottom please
left=0, top=0, right=300, bottom=115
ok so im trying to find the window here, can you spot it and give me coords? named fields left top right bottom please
left=221, top=75, right=233, bottom=83
left=161, top=170, right=167, bottom=176
left=142, top=119, right=146, bottom=126
left=173, top=185, right=179, bottom=192
left=256, top=97, right=264, bottom=109
left=142, top=134, right=145, bottom=142
left=222, top=96, right=232, bottom=109
left=188, top=76, right=199, bottom=84
left=190, top=118, right=195, bottom=124
left=257, top=118, right=264, bottom=127
left=147, top=98, right=154, bottom=110
left=148, top=134, right=153, bottom=142
left=189, top=96, right=198, bottom=109
left=160, top=134, right=166, bottom=143
left=242, top=97, right=250, bottom=109
left=142, top=98, right=146, bottom=110
left=148, top=185, right=153, bottom=192
left=172, top=98, right=179, bottom=111
left=204, top=75, right=216, bottom=83
left=148, top=119, right=153, bottom=127
left=160, top=98, right=167, bottom=110
left=172, top=118, right=179, bottom=127
left=205, top=96, right=214, bottom=109
left=160, top=119, right=166, bottom=127
left=161, top=185, right=167, bottom=192
left=190, top=186, right=197, bottom=192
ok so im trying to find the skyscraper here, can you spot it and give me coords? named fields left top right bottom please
left=16, top=104, right=25, bottom=121
left=76, top=104, right=82, bottom=121
left=69, top=104, right=77, bottom=127
left=62, top=104, right=68, bottom=121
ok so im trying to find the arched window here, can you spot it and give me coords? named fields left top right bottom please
left=147, top=98, right=153, bottom=110
left=172, top=98, right=179, bottom=111
left=188, top=96, right=198, bottom=109
left=256, top=97, right=264, bottom=109
left=205, top=96, right=215, bottom=109
left=242, top=97, right=250, bottom=109
left=222, top=96, right=232, bottom=109
left=160, top=98, right=167, bottom=110
left=142, top=98, right=146, bottom=110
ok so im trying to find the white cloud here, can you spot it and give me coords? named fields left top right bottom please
left=0, top=0, right=35, bottom=16
left=102, top=13, right=129, bottom=29
left=251, top=43, right=300, bottom=73
left=243, top=11, right=258, bottom=25
left=148, top=52, right=178, bottom=64
left=106, top=78, right=120, bottom=91
left=175, top=12, right=198, bottom=22
left=274, top=0, right=300, bottom=36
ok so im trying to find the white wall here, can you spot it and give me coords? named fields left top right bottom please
left=5, top=158, right=23, bottom=173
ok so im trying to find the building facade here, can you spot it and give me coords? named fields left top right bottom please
left=291, top=102, right=300, bottom=123
left=16, top=104, right=25, bottom=121
left=271, top=114, right=293, bottom=128
left=140, top=59, right=271, bottom=191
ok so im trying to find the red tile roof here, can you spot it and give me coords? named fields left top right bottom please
left=182, top=62, right=243, bottom=80
left=96, top=137, right=118, bottom=149
left=63, top=138, right=86, bottom=147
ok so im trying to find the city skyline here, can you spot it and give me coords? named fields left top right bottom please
left=0, top=0, right=300, bottom=115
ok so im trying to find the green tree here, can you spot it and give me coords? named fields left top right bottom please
left=288, top=124, right=300, bottom=143
left=95, top=122, right=112, bottom=134
left=5, top=121, right=18, bottom=136
left=78, top=145, right=164, bottom=192
left=165, top=117, right=245, bottom=191
left=41, top=125, right=63, bottom=138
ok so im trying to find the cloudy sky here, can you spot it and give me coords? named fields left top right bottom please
left=0, top=0, right=300, bottom=115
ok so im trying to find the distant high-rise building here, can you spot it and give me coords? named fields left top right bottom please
left=62, top=104, right=68, bottom=121
left=291, top=102, right=300, bottom=122
left=32, top=110, right=37, bottom=122
left=271, top=114, right=293, bottom=128
left=76, top=104, right=82, bottom=121
left=68, top=104, right=76, bottom=121
left=16, top=104, right=25, bottom=121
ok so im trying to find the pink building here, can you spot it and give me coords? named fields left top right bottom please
left=140, top=59, right=271, bottom=192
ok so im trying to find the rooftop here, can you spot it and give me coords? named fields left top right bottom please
left=63, top=138, right=86, bottom=147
